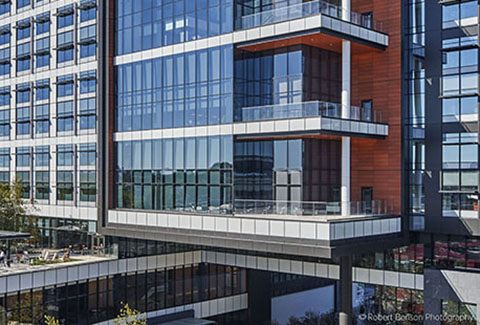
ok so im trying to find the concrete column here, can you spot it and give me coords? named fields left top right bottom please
left=342, top=0, right=350, bottom=21
left=339, top=256, right=352, bottom=325
left=341, top=39, right=351, bottom=216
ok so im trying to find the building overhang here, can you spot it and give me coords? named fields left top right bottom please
left=234, top=14, right=389, bottom=51
left=105, top=210, right=403, bottom=259
left=233, top=117, right=388, bottom=139
left=113, top=118, right=388, bottom=143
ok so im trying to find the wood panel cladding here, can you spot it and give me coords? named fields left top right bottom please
left=350, top=0, right=402, bottom=215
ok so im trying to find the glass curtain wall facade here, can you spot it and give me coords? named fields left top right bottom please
left=0, top=262, right=247, bottom=324
left=115, top=0, right=234, bottom=55
left=234, top=45, right=341, bottom=121
left=234, top=138, right=341, bottom=202
left=404, top=0, right=426, bottom=230
left=114, top=137, right=233, bottom=213
left=404, top=0, right=479, bottom=225
left=0, top=0, right=100, bottom=251
left=115, top=45, right=233, bottom=131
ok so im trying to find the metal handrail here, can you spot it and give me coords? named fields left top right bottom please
left=237, top=0, right=385, bottom=33
left=238, top=100, right=383, bottom=124
left=234, top=199, right=391, bottom=217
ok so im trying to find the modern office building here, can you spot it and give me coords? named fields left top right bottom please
left=403, top=0, right=480, bottom=321
left=104, top=0, right=403, bottom=323
left=0, top=0, right=99, bottom=247
left=0, top=0, right=478, bottom=324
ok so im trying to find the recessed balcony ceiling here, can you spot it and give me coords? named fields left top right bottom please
left=237, top=31, right=384, bottom=55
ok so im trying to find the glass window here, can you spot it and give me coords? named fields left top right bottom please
left=57, top=145, right=73, bottom=166
left=36, top=13, right=50, bottom=35
left=0, top=25, right=10, bottom=46
left=80, top=0, right=96, bottom=22
left=16, top=147, right=30, bottom=167
left=57, top=101, right=73, bottom=132
left=57, top=171, right=73, bottom=201
left=16, top=21, right=31, bottom=40
left=16, top=171, right=30, bottom=198
left=17, top=0, right=30, bottom=9
left=80, top=25, right=97, bottom=58
left=79, top=143, right=96, bottom=166
left=274, top=140, right=287, bottom=169
left=79, top=97, right=96, bottom=130
left=35, top=171, right=49, bottom=200
left=208, top=136, right=220, bottom=169
left=80, top=171, right=96, bottom=202
left=57, top=5, right=74, bottom=28
left=35, top=146, right=49, bottom=167
left=0, top=2, right=10, bottom=15
left=57, top=31, right=74, bottom=63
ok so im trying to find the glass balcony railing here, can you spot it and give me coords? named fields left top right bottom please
left=236, top=0, right=385, bottom=33
left=235, top=199, right=392, bottom=218
left=238, top=101, right=383, bottom=124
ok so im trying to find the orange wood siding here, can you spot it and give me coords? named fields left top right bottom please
left=350, top=0, right=402, bottom=214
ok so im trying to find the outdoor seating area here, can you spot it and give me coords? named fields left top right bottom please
left=0, top=247, right=113, bottom=275
left=0, top=246, right=116, bottom=276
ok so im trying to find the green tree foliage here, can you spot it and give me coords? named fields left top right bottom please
left=287, top=311, right=338, bottom=325
left=0, top=178, right=38, bottom=244
left=114, top=303, right=147, bottom=325
left=44, top=315, right=59, bottom=325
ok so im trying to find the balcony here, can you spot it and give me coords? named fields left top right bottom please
left=107, top=198, right=401, bottom=256
left=238, top=100, right=382, bottom=123
left=233, top=101, right=388, bottom=138
left=234, top=199, right=392, bottom=219
left=236, top=0, right=385, bottom=33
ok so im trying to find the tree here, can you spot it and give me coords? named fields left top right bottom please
left=114, top=303, right=147, bottom=325
left=0, top=178, right=39, bottom=244
left=287, top=311, right=338, bottom=325
left=44, top=315, right=59, bottom=325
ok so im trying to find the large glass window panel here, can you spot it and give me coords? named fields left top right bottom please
left=185, top=138, right=195, bottom=169
left=460, top=1, right=478, bottom=26
left=220, top=136, right=233, bottom=167
left=443, top=51, right=459, bottom=73
left=443, top=171, right=459, bottom=191
left=175, top=185, right=184, bottom=209
left=443, top=193, right=459, bottom=217
left=461, top=96, right=478, bottom=122
left=164, top=185, right=173, bottom=209
left=462, top=171, right=478, bottom=192
left=208, top=136, right=220, bottom=169
left=142, top=141, right=152, bottom=170
left=197, top=186, right=207, bottom=210
left=152, top=140, right=162, bottom=170
left=163, top=139, right=173, bottom=169
left=197, top=9, right=208, bottom=39
left=123, top=141, right=132, bottom=170
left=442, top=4, right=459, bottom=29
left=288, top=140, right=302, bottom=169
left=461, top=73, right=478, bottom=94
left=132, top=141, right=141, bottom=170
left=274, top=52, right=288, bottom=77
left=443, top=145, right=459, bottom=169
left=443, top=75, right=459, bottom=95
left=461, top=145, right=478, bottom=168
left=461, top=49, right=478, bottom=72
left=274, top=140, right=288, bottom=169
left=209, top=96, right=220, bottom=125
left=221, top=3, right=233, bottom=34
left=460, top=193, right=478, bottom=218
left=174, top=138, right=184, bottom=170
left=163, top=101, right=173, bottom=128
left=196, top=137, right=207, bottom=169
